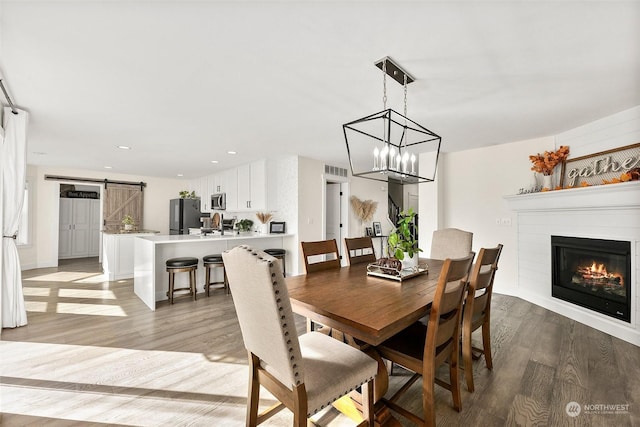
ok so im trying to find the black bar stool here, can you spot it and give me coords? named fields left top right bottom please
left=203, top=254, right=229, bottom=296
left=166, top=257, right=198, bottom=304
left=264, top=248, right=286, bottom=277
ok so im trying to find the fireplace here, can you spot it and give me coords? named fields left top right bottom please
left=551, top=236, right=631, bottom=323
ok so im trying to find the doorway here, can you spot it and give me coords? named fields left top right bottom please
left=324, top=180, right=348, bottom=266
left=58, top=184, right=102, bottom=261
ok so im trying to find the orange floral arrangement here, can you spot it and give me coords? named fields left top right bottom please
left=529, top=146, right=570, bottom=176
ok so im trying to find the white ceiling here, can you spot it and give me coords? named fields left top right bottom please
left=1, top=1, right=639, bottom=179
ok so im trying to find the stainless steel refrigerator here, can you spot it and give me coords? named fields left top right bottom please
left=169, top=198, right=202, bottom=235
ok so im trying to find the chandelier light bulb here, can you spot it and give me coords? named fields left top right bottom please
left=410, top=154, right=416, bottom=174
left=390, top=147, right=397, bottom=169
left=380, top=145, right=389, bottom=170
left=373, top=147, right=380, bottom=170
left=396, top=153, right=402, bottom=171
left=402, top=151, right=410, bottom=173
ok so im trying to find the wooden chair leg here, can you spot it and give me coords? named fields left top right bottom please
left=463, top=325, right=475, bottom=392
left=423, top=365, right=436, bottom=427
left=292, top=383, right=308, bottom=427
left=205, top=265, right=211, bottom=297
left=361, top=379, right=374, bottom=426
left=482, top=321, right=493, bottom=370
left=247, top=353, right=260, bottom=427
left=168, top=271, right=174, bottom=304
left=191, top=268, right=197, bottom=301
left=450, top=343, right=462, bottom=412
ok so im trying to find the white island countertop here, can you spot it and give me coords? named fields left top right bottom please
left=133, top=232, right=293, bottom=310
left=138, top=232, right=292, bottom=244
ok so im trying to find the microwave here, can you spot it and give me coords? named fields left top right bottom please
left=211, top=193, right=226, bottom=210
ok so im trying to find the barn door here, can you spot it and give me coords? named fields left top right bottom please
left=103, top=184, right=143, bottom=232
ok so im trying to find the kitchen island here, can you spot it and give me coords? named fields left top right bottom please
left=103, top=230, right=160, bottom=281
left=134, top=233, right=292, bottom=310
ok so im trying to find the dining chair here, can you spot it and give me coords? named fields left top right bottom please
left=301, top=239, right=341, bottom=273
left=300, top=239, right=341, bottom=334
left=344, top=236, right=377, bottom=265
left=430, top=228, right=473, bottom=260
left=376, top=253, right=475, bottom=427
left=222, top=245, right=377, bottom=427
left=462, top=244, right=503, bottom=392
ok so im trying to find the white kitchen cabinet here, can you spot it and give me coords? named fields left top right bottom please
left=236, top=159, right=273, bottom=211
left=237, top=163, right=251, bottom=209
left=223, top=168, right=238, bottom=211
left=59, top=198, right=100, bottom=259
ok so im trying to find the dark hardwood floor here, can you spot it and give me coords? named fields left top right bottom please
left=1, top=258, right=638, bottom=426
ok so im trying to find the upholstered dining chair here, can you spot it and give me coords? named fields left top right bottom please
left=376, top=253, right=475, bottom=427
left=222, top=246, right=377, bottom=427
left=462, top=244, right=503, bottom=392
left=344, top=236, right=377, bottom=265
left=430, top=228, right=473, bottom=260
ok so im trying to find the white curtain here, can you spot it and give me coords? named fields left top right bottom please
left=1, top=106, right=28, bottom=329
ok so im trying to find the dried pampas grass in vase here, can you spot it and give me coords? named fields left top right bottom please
left=350, top=196, right=378, bottom=235
left=256, top=212, right=273, bottom=234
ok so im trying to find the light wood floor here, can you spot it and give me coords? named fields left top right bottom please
left=1, top=258, right=638, bottom=426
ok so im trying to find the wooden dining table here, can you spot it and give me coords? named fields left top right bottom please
left=286, top=258, right=444, bottom=426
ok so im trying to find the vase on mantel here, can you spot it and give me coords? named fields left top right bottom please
left=543, top=174, right=554, bottom=190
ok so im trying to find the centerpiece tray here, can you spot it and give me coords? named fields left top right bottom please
left=366, top=263, right=428, bottom=282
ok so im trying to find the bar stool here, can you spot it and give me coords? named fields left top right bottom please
left=264, top=248, right=286, bottom=277
left=203, top=254, right=229, bottom=296
left=166, top=257, right=198, bottom=304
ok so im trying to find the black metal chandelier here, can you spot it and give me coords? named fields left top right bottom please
left=343, top=57, right=441, bottom=184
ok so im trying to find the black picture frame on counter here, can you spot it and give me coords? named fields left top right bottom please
left=373, top=222, right=382, bottom=237
left=270, top=221, right=286, bottom=234
left=365, top=227, right=374, bottom=237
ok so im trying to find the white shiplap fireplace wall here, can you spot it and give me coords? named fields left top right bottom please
left=506, top=106, right=640, bottom=346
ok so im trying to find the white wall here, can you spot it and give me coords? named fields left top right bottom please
left=427, top=105, right=640, bottom=299
left=18, top=165, right=186, bottom=270
left=275, top=156, right=299, bottom=276
left=296, top=156, right=325, bottom=273
left=348, top=176, right=389, bottom=257
left=422, top=136, right=556, bottom=295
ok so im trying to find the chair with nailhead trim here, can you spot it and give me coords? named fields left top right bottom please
left=223, top=245, right=378, bottom=426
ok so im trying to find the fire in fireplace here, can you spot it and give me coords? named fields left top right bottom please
left=551, top=235, right=631, bottom=322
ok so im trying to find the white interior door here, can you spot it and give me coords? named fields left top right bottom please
left=325, top=182, right=342, bottom=260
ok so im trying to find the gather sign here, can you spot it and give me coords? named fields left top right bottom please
left=561, top=143, right=640, bottom=187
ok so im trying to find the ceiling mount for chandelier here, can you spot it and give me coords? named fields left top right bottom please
left=343, top=56, right=441, bottom=184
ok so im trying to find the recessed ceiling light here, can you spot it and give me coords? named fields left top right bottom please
left=227, top=151, right=237, bottom=155
left=177, top=173, right=184, bottom=177
left=211, top=160, right=219, bottom=164
left=104, top=166, right=113, bottom=169
left=117, top=145, right=131, bottom=150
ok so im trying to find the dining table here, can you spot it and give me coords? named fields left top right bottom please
left=286, top=258, right=444, bottom=426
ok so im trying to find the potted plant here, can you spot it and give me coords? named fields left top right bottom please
left=235, top=218, right=253, bottom=234
left=179, top=190, right=197, bottom=199
left=387, top=208, right=422, bottom=269
left=122, top=214, right=135, bottom=231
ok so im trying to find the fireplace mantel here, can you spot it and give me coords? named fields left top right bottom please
left=503, top=181, right=640, bottom=211
left=504, top=180, right=640, bottom=346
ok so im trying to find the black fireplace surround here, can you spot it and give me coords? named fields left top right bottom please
left=551, top=235, right=631, bottom=323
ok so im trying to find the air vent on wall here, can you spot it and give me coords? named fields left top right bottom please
left=324, top=165, right=348, bottom=178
